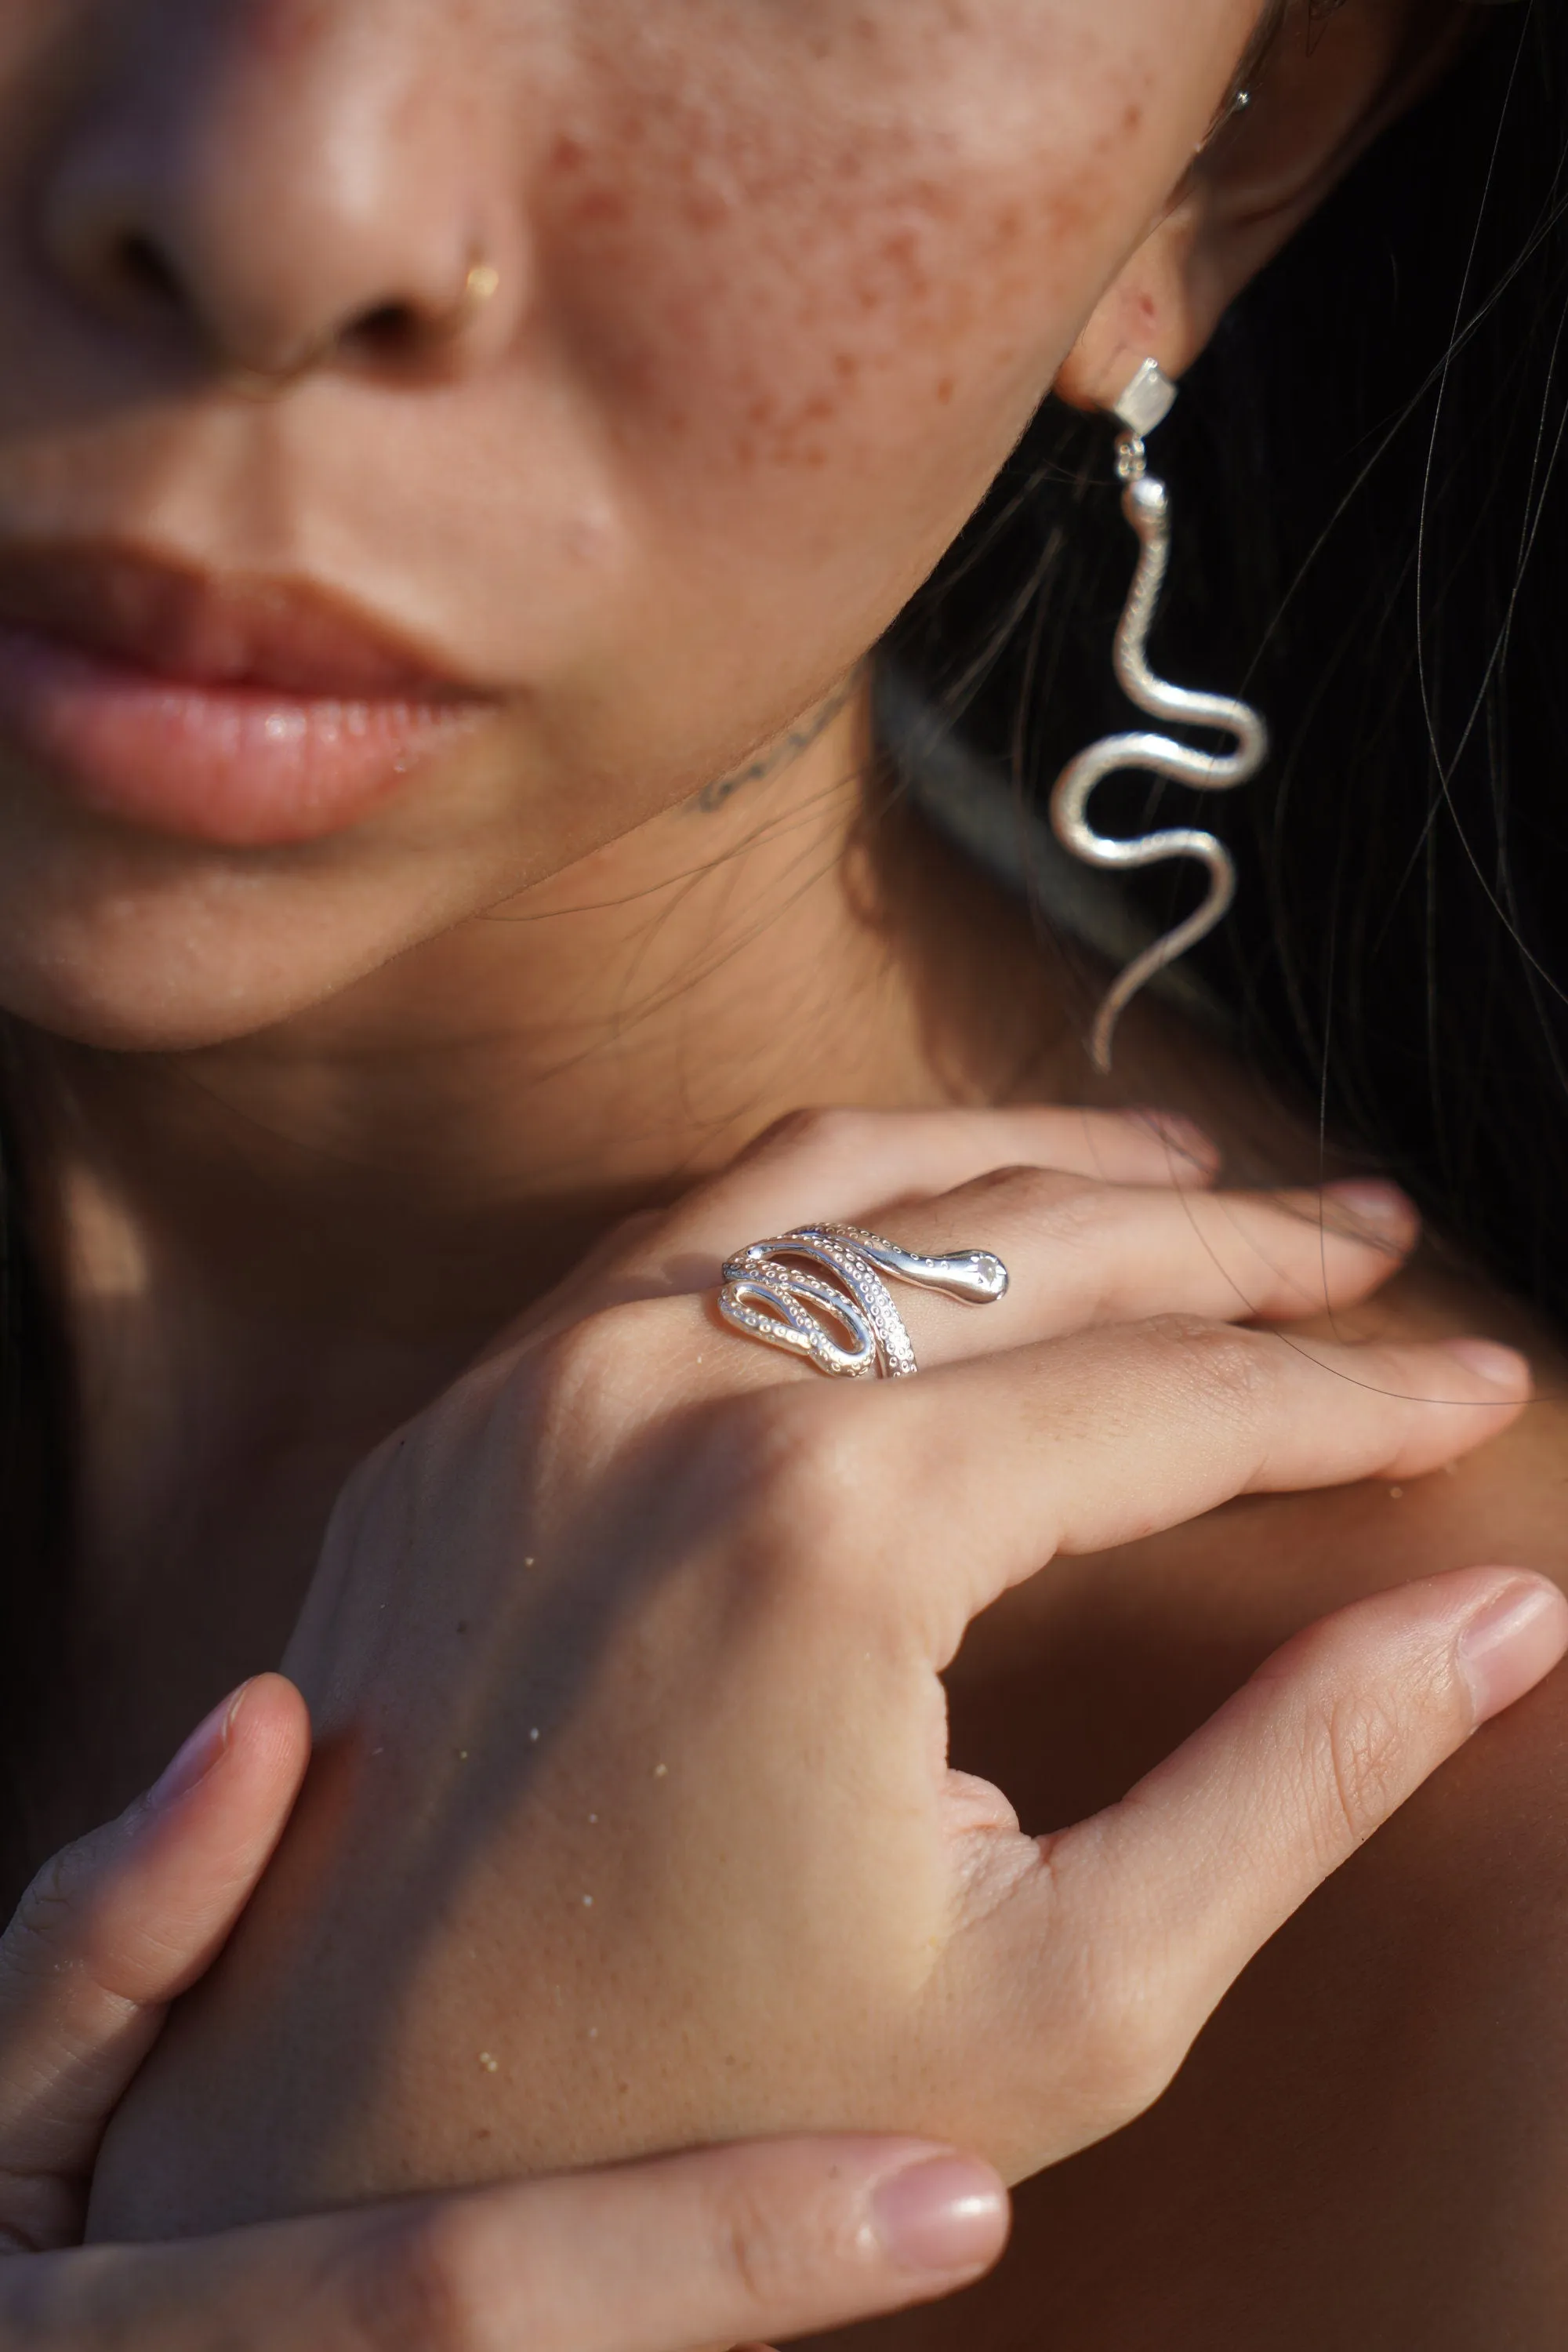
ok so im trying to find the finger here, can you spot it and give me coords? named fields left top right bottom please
left=0, top=1676, right=309, bottom=2252
left=14, top=2139, right=1009, bottom=2351
left=485, top=1105, right=1217, bottom=1363
left=751, top=1323, right=1533, bottom=1650
left=592, top=1105, right=1215, bottom=1292
left=821, top=1171, right=1418, bottom=1372
left=1003, top=1569, right=1568, bottom=2155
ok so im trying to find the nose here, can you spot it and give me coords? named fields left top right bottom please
left=37, top=2, right=519, bottom=385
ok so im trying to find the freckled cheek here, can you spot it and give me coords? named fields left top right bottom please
left=543, top=181, right=1087, bottom=543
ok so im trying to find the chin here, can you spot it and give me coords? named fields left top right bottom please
left=0, top=848, right=476, bottom=1055
left=0, top=925, right=399, bottom=1054
left=0, top=751, right=558, bottom=1051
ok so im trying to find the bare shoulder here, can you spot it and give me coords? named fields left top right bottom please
left=805, top=1283, right=1568, bottom=2348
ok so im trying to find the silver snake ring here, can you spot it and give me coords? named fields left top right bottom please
left=717, top=1222, right=1009, bottom=1379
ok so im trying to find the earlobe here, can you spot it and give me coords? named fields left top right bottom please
left=1054, top=0, right=1472, bottom=417
left=1052, top=187, right=1210, bottom=419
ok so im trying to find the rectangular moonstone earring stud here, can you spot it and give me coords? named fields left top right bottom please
left=1112, top=358, right=1179, bottom=439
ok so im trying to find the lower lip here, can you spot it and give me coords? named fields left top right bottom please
left=0, top=623, right=488, bottom=848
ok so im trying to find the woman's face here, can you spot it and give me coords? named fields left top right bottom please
left=0, top=0, right=1262, bottom=1048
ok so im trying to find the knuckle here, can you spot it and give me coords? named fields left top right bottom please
left=742, top=1103, right=872, bottom=1168
left=1145, top=1315, right=1272, bottom=1414
left=709, top=1385, right=888, bottom=1592
left=3, top=1838, right=101, bottom=1984
left=1062, top=1950, right=1184, bottom=2130
left=952, top=1163, right=1094, bottom=1230
left=705, top=2176, right=825, bottom=2322
left=336, top=2205, right=490, bottom=2352
left=1029, top=1858, right=1186, bottom=2132
left=528, top=1299, right=673, bottom=1439
left=1313, top=1689, right=1412, bottom=1855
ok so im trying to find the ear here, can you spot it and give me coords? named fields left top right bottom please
left=1056, top=0, right=1474, bottom=416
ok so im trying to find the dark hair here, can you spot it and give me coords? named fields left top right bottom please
left=3, top=5, right=1565, bottom=1861
left=0, top=1035, right=74, bottom=1881
left=894, top=2, right=1568, bottom=1319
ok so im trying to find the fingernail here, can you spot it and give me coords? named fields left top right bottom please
left=1322, top=1179, right=1419, bottom=1245
left=148, top=1682, right=251, bottom=1810
left=1439, top=1337, right=1531, bottom=1389
left=1127, top=1110, right=1220, bottom=1170
left=1458, top=1579, right=1568, bottom=1725
left=870, top=2155, right=1009, bottom=2274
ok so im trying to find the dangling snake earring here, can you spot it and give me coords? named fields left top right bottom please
left=1051, top=361, right=1270, bottom=1075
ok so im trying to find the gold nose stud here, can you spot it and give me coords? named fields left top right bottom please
left=462, top=260, right=501, bottom=314
left=220, top=256, right=502, bottom=397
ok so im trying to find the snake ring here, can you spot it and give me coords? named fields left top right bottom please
left=717, top=1222, right=1009, bottom=1379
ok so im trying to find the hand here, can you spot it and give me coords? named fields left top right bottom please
left=0, top=1675, right=1009, bottom=2348
left=85, top=1108, right=1568, bottom=2241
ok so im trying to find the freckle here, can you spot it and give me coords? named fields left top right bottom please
left=456, top=1622, right=469, bottom=1635
left=936, top=377, right=956, bottom=405
left=574, top=190, right=629, bottom=229
left=1123, top=102, right=1144, bottom=133
left=684, top=193, right=728, bottom=232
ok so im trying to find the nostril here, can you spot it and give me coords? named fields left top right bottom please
left=347, top=299, right=426, bottom=358
left=116, top=231, right=186, bottom=313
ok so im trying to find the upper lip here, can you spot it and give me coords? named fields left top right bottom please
left=0, top=543, right=486, bottom=701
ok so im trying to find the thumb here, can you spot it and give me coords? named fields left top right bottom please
left=1007, top=1566, right=1568, bottom=2165
left=0, top=1674, right=309, bottom=2252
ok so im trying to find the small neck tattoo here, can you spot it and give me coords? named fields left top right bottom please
left=691, top=672, right=860, bottom=816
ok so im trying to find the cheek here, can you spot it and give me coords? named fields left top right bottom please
left=537, top=0, right=1224, bottom=580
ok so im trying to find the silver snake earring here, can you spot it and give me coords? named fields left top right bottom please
left=1050, top=360, right=1270, bottom=1075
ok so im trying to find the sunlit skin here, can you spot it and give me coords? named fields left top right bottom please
left=6, top=0, right=1279, bottom=1806
left=0, top=0, right=1232, bottom=1049
left=5, top=2, right=1568, bottom=2348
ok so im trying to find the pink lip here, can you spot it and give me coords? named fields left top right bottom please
left=0, top=550, right=495, bottom=848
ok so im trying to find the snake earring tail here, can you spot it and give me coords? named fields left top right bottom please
left=1050, top=360, right=1270, bottom=1075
